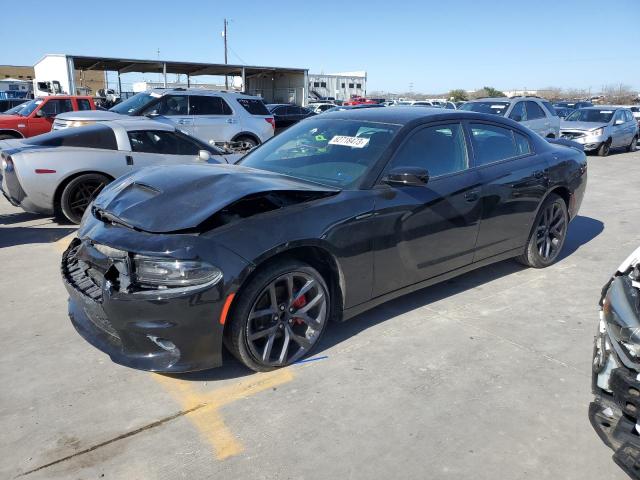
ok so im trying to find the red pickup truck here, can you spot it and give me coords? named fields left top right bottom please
left=0, top=96, right=96, bottom=140
left=342, top=97, right=377, bottom=106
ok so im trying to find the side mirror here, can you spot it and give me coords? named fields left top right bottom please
left=383, top=167, right=429, bottom=187
left=511, top=114, right=522, bottom=122
left=615, top=119, right=624, bottom=125
left=36, top=110, right=49, bottom=118
left=198, top=150, right=212, bottom=162
left=145, top=110, right=160, bottom=118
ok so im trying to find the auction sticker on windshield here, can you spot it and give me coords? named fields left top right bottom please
left=329, top=136, right=370, bottom=148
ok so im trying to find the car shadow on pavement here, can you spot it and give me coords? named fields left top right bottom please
left=0, top=226, right=76, bottom=248
left=168, top=215, right=603, bottom=382
left=0, top=211, right=47, bottom=225
left=558, top=215, right=604, bottom=261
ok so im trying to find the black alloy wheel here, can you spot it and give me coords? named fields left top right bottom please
left=627, top=136, right=637, bottom=152
left=60, top=173, right=110, bottom=224
left=227, top=260, right=329, bottom=372
left=517, top=193, right=568, bottom=268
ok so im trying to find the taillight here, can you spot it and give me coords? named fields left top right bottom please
left=265, top=117, right=275, bottom=129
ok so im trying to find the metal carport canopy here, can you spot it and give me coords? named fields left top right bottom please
left=70, top=55, right=307, bottom=77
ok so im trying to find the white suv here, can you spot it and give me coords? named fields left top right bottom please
left=53, top=89, right=275, bottom=147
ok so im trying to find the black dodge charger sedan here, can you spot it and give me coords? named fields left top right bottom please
left=61, top=108, right=587, bottom=372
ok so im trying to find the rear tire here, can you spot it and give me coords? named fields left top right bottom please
left=517, top=193, right=568, bottom=268
left=59, top=173, right=110, bottom=224
left=627, top=136, right=637, bottom=152
left=597, top=139, right=611, bottom=157
left=226, top=259, right=330, bottom=372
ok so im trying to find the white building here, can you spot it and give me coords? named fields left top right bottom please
left=0, top=78, right=32, bottom=97
left=308, top=71, right=367, bottom=101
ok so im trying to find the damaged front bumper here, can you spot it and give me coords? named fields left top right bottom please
left=591, top=249, right=640, bottom=478
left=61, top=218, right=251, bottom=372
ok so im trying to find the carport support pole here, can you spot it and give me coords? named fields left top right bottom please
left=241, top=67, right=246, bottom=93
left=163, top=63, right=167, bottom=88
left=187, top=75, right=191, bottom=88
left=117, top=71, right=122, bottom=95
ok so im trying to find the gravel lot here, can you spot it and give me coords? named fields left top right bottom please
left=1, top=149, right=638, bottom=479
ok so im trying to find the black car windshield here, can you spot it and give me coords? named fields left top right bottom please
left=109, top=92, right=156, bottom=114
left=565, top=109, right=614, bottom=123
left=459, top=101, right=510, bottom=116
left=238, top=118, right=400, bottom=188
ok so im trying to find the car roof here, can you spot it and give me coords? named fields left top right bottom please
left=316, top=106, right=517, bottom=125
left=580, top=105, right=626, bottom=110
left=467, top=97, right=512, bottom=102
left=148, top=88, right=258, bottom=99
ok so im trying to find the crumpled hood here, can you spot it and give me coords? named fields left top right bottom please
left=560, top=120, right=608, bottom=131
left=91, top=164, right=339, bottom=233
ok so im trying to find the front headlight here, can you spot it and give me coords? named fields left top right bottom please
left=70, top=120, right=95, bottom=128
left=590, top=128, right=604, bottom=136
left=133, top=256, right=223, bottom=288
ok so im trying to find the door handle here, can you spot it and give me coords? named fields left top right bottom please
left=126, top=155, right=133, bottom=166
left=464, top=190, right=479, bottom=202
left=533, top=169, right=546, bottom=179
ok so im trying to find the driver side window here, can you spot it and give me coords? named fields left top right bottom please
left=509, top=102, right=525, bottom=122
left=385, top=123, right=468, bottom=178
left=613, top=110, right=625, bottom=124
left=143, top=96, right=188, bottom=116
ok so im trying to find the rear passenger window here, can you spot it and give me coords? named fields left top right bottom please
left=514, top=132, right=531, bottom=155
left=236, top=98, right=270, bottom=115
left=189, top=96, right=232, bottom=115
left=470, top=123, right=527, bottom=165
left=77, top=99, right=92, bottom=111
left=386, top=123, right=468, bottom=178
left=525, top=101, right=546, bottom=120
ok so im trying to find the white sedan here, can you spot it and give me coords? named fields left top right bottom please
left=0, top=119, right=241, bottom=223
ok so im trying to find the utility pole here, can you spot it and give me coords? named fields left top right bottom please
left=223, top=18, right=229, bottom=89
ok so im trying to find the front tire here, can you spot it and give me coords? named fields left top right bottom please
left=59, top=173, right=110, bottom=224
left=627, top=136, right=637, bottom=152
left=226, top=259, right=330, bottom=372
left=517, top=193, right=568, bottom=268
left=597, top=139, right=611, bottom=157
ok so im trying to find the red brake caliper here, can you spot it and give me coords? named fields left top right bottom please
left=291, top=295, right=307, bottom=325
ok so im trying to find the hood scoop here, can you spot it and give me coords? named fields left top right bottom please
left=92, top=164, right=338, bottom=233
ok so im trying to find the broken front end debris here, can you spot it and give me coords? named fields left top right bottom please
left=590, top=246, right=640, bottom=478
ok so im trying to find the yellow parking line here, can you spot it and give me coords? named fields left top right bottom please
left=153, top=368, right=295, bottom=460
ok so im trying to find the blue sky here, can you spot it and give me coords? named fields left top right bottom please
left=2, top=0, right=639, bottom=93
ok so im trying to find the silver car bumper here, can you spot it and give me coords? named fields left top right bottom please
left=560, top=132, right=606, bottom=151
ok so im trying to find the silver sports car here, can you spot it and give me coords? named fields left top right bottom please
left=0, top=119, right=240, bottom=223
